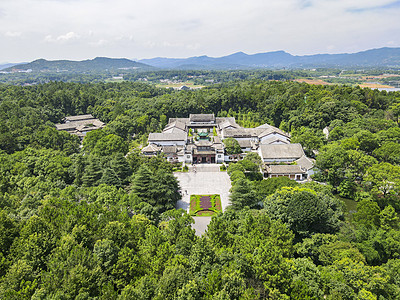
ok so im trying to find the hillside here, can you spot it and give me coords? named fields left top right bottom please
left=3, top=57, right=153, bottom=73
left=139, top=47, right=400, bottom=69
left=0, top=63, right=22, bottom=71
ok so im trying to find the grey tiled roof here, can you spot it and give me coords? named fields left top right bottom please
left=141, top=144, right=161, bottom=153
left=148, top=131, right=187, bottom=142
left=260, top=136, right=290, bottom=145
left=267, top=164, right=306, bottom=174
left=55, top=119, right=104, bottom=131
left=64, top=114, right=94, bottom=122
left=222, top=127, right=264, bottom=138
left=163, top=120, right=187, bottom=132
left=189, top=114, right=215, bottom=122
left=258, top=127, right=289, bottom=138
left=295, top=155, right=315, bottom=170
left=259, top=143, right=304, bottom=160
left=237, top=139, right=252, bottom=148
left=162, top=145, right=178, bottom=153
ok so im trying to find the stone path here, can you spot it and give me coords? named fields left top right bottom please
left=174, top=164, right=231, bottom=235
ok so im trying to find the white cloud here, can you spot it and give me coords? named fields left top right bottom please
left=0, top=0, right=399, bottom=61
left=89, top=39, right=109, bottom=47
left=5, top=31, right=21, bottom=37
left=45, top=31, right=80, bottom=43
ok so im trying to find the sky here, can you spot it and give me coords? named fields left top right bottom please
left=1, top=0, right=400, bottom=62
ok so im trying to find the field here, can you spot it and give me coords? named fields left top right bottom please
left=189, top=194, right=222, bottom=216
left=155, top=81, right=205, bottom=89
left=358, top=83, right=396, bottom=89
left=293, top=78, right=332, bottom=85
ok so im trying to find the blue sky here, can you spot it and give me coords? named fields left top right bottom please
left=1, top=0, right=400, bottom=62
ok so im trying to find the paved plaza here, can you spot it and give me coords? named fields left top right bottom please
left=174, top=164, right=231, bottom=235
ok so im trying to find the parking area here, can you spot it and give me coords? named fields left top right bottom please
left=174, top=164, right=231, bottom=235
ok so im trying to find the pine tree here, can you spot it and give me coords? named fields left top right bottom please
left=82, top=156, right=102, bottom=187
left=72, top=154, right=85, bottom=185
left=100, top=168, right=122, bottom=187
left=110, top=153, right=132, bottom=184
left=229, top=178, right=259, bottom=210
left=131, top=165, right=154, bottom=204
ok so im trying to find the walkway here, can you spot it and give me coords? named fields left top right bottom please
left=174, top=164, right=231, bottom=235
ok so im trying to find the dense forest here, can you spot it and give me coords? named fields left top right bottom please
left=0, top=79, right=400, bottom=299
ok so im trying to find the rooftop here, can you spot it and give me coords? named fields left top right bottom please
left=64, top=114, right=95, bottom=122
left=266, top=164, right=306, bottom=174
left=163, top=120, right=187, bottom=132
left=189, top=114, right=215, bottom=123
left=295, top=155, right=315, bottom=170
left=55, top=118, right=104, bottom=131
left=142, top=144, right=161, bottom=153
left=259, top=143, right=304, bottom=160
left=148, top=131, right=187, bottom=142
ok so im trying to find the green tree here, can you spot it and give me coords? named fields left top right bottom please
left=93, top=239, right=119, bottom=273
left=229, top=178, right=259, bottom=210
left=223, top=138, right=242, bottom=155
left=264, top=187, right=343, bottom=238
left=99, top=168, right=121, bottom=187
left=92, top=134, right=129, bottom=156
left=353, top=200, right=381, bottom=228
left=365, top=162, right=400, bottom=197
left=314, top=143, right=348, bottom=187
left=291, top=127, right=324, bottom=156
left=82, top=129, right=107, bottom=153
left=254, top=177, right=299, bottom=199
left=354, top=130, right=379, bottom=154
left=82, top=156, right=102, bottom=187
left=110, top=153, right=132, bottom=184
left=373, top=142, right=400, bottom=164
left=380, top=205, right=399, bottom=230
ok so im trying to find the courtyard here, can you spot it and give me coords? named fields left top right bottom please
left=174, top=164, right=232, bottom=235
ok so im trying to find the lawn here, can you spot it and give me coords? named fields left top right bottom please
left=189, top=194, right=222, bottom=217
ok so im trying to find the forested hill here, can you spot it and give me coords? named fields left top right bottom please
left=3, top=57, right=153, bottom=73
left=139, top=47, right=400, bottom=69
left=0, top=80, right=400, bottom=298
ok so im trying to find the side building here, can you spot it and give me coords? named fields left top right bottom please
left=55, top=114, right=105, bottom=139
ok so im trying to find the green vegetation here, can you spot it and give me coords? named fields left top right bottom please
left=189, top=194, right=222, bottom=216
left=0, top=77, right=399, bottom=298
left=223, top=137, right=242, bottom=154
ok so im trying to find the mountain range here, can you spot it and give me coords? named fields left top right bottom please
left=2, top=47, right=400, bottom=72
left=139, top=47, right=400, bottom=69
left=1, top=57, right=151, bottom=73
left=0, top=63, right=22, bottom=71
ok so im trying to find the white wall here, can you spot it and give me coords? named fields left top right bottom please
left=150, top=140, right=186, bottom=146
left=185, top=153, right=192, bottom=163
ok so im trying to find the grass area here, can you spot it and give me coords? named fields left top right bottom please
left=189, top=194, right=222, bottom=217
left=172, top=165, right=189, bottom=172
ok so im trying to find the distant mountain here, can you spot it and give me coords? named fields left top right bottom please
left=4, top=48, right=400, bottom=73
left=139, top=47, right=400, bottom=69
left=2, top=57, right=153, bottom=73
left=0, top=63, right=23, bottom=71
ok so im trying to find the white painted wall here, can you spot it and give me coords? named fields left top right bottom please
left=150, top=140, right=186, bottom=146
left=185, top=153, right=192, bottom=163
